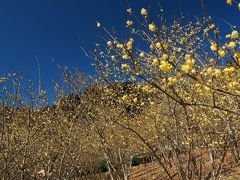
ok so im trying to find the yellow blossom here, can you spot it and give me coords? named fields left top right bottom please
left=226, top=0, right=232, bottom=6
left=121, top=64, right=131, bottom=71
left=209, top=24, right=215, bottom=29
left=126, top=41, right=133, bottom=50
left=126, top=20, right=133, bottom=27
left=234, top=52, right=240, bottom=59
left=226, top=34, right=231, bottom=38
left=149, top=23, right=157, bottom=32
left=213, top=69, right=221, bottom=77
left=139, top=52, right=145, bottom=58
left=127, top=8, right=132, bottom=14
left=207, top=67, right=213, bottom=74
left=122, top=54, right=130, bottom=60
left=152, top=58, right=159, bottom=66
left=167, top=77, right=177, bottom=86
left=223, top=66, right=235, bottom=74
left=231, top=30, right=239, bottom=39
left=159, top=61, right=172, bottom=72
left=107, top=41, right=112, bottom=47
left=219, top=49, right=226, bottom=57
left=156, top=42, right=161, bottom=48
left=182, top=64, right=191, bottom=74
left=228, top=81, right=239, bottom=90
left=149, top=44, right=155, bottom=50
left=116, top=43, right=123, bottom=49
left=210, top=58, right=215, bottom=63
left=186, top=58, right=195, bottom=67
left=111, top=55, right=115, bottom=60
left=141, top=8, right=147, bottom=16
left=185, top=54, right=191, bottom=59
left=228, top=41, right=236, bottom=49
left=122, top=95, right=129, bottom=102
left=205, top=86, right=213, bottom=94
left=177, top=48, right=182, bottom=52
left=162, top=54, right=169, bottom=61
left=177, top=72, right=183, bottom=79
left=133, top=97, right=138, bottom=103
left=210, top=43, right=218, bottom=51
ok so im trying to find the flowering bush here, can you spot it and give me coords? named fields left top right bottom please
left=0, top=1, right=240, bottom=179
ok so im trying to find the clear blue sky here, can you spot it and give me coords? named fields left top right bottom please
left=0, top=0, right=239, bottom=92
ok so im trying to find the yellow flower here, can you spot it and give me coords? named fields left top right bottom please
left=149, top=44, right=155, bottom=50
left=226, top=0, right=233, bottom=5
left=141, top=8, right=147, bottom=16
left=210, top=43, right=218, bottom=51
left=107, top=41, right=112, bottom=47
left=228, top=81, right=238, bottom=90
left=225, top=34, right=231, bottom=38
left=223, top=66, right=235, bottom=74
left=207, top=67, right=213, bottom=74
left=205, top=86, right=213, bottom=94
left=127, top=8, right=132, bottom=14
left=177, top=72, right=182, bottom=79
left=219, top=49, right=226, bottom=57
left=162, top=54, right=169, bottom=61
left=185, top=54, right=191, bottom=59
left=167, top=77, right=177, bottom=86
left=214, top=69, right=221, bottom=77
left=186, top=59, right=195, bottom=66
left=126, top=20, right=133, bottom=27
left=182, top=64, right=191, bottom=74
left=122, top=54, right=130, bottom=60
left=156, top=42, right=161, bottom=48
left=238, top=3, right=240, bottom=10
left=116, top=43, right=123, bottom=49
left=122, top=95, right=129, bottom=102
left=149, top=23, right=157, bottom=32
left=121, top=64, right=131, bottom=71
left=133, top=97, right=138, bottom=103
left=228, top=41, right=236, bottom=49
left=139, top=52, right=145, bottom=58
left=231, top=30, right=239, bottom=39
left=152, top=58, right=159, bottom=66
left=126, top=41, right=133, bottom=50
left=209, top=24, right=215, bottom=29
left=159, top=61, right=172, bottom=72
left=234, top=52, right=240, bottom=59
left=210, top=58, right=215, bottom=63
left=111, top=55, right=115, bottom=60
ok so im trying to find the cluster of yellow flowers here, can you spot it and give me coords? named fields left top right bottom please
left=121, top=64, right=131, bottom=72
left=167, top=77, right=177, bottom=86
left=126, top=20, right=133, bottom=27
left=141, top=8, right=147, bottom=16
left=210, top=43, right=218, bottom=51
left=159, top=60, right=172, bottom=72
left=149, top=23, right=157, bottom=32
left=226, top=0, right=240, bottom=10
left=223, top=66, right=235, bottom=74
left=181, top=55, right=195, bottom=74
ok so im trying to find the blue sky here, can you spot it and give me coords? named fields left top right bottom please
left=0, top=0, right=239, bottom=93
